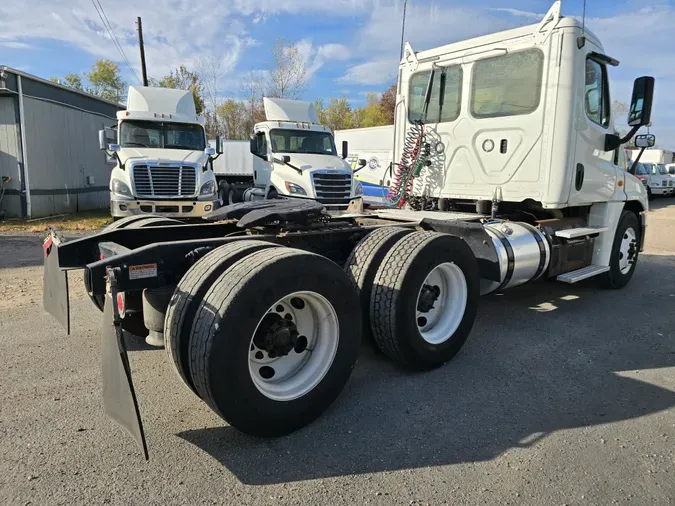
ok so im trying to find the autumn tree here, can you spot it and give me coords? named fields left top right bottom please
left=86, top=59, right=126, bottom=102
left=380, top=84, right=397, bottom=124
left=50, top=73, right=84, bottom=91
left=152, top=65, right=204, bottom=115
left=323, top=97, right=354, bottom=132
left=216, top=99, right=250, bottom=140
left=266, top=37, right=309, bottom=99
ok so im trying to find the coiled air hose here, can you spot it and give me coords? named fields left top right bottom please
left=387, top=122, right=429, bottom=208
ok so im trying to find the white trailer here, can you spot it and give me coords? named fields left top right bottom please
left=627, top=148, right=674, bottom=165
left=335, top=125, right=394, bottom=206
left=209, top=140, right=254, bottom=204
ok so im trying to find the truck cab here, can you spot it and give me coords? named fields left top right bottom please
left=100, top=86, right=221, bottom=219
left=393, top=1, right=648, bottom=216
left=246, top=98, right=363, bottom=211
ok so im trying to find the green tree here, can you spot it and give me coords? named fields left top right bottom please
left=152, top=65, right=205, bottom=115
left=216, top=99, right=250, bottom=140
left=358, top=92, right=389, bottom=127
left=86, top=59, right=126, bottom=103
left=49, top=73, right=84, bottom=91
left=323, top=97, right=354, bottom=132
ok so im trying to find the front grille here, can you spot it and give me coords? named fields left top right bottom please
left=312, top=171, right=352, bottom=204
left=132, top=165, right=197, bottom=197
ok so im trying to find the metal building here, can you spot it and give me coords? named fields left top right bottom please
left=0, top=66, right=121, bottom=218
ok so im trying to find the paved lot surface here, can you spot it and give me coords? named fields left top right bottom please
left=1, top=202, right=674, bottom=506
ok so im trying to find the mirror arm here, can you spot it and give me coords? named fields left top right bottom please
left=605, top=125, right=641, bottom=152
left=628, top=146, right=647, bottom=175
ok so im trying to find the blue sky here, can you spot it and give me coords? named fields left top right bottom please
left=1, top=0, right=674, bottom=145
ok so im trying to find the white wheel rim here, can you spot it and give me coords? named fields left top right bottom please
left=416, top=262, right=468, bottom=345
left=249, top=291, right=339, bottom=401
left=619, top=227, right=637, bottom=274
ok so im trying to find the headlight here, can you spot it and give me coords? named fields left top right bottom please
left=284, top=181, right=307, bottom=195
left=200, top=180, right=216, bottom=196
left=353, top=179, right=363, bottom=196
left=111, top=178, right=132, bottom=196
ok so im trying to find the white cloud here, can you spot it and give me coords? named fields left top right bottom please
left=0, top=41, right=34, bottom=49
left=341, top=60, right=397, bottom=86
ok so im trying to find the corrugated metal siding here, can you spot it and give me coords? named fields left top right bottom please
left=22, top=96, right=112, bottom=216
left=0, top=96, right=23, bottom=218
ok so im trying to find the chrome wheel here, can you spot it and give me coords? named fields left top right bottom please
left=416, top=262, right=468, bottom=345
left=249, top=291, right=339, bottom=401
left=619, top=226, right=637, bottom=275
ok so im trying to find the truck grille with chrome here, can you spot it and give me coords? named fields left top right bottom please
left=132, top=165, right=197, bottom=197
left=312, top=171, right=352, bottom=205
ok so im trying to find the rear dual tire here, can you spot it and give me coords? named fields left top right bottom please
left=168, top=246, right=362, bottom=437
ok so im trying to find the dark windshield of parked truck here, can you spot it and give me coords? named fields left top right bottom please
left=120, top=121, right=206, bottom=150
left=269, top=129, right=337, bottom=156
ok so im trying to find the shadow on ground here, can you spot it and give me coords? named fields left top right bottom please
left=178, top=252, right=675, bottom=485
left=0, top=235, right=45, bottom=268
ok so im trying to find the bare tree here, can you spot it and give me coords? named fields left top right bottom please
left=612, top=100, right=629, bottom=122
left=266, top=37, right=309, bottom=99
left=197, top=55, right=226, bottom=136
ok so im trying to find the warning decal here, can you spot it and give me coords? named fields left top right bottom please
left=128, top=263, right=158, bottom=280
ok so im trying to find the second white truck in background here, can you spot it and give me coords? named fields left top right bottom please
left=212, top=98, right=363, bottom=211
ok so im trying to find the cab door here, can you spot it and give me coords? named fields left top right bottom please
left=568, top=45, right=619, bottom=204
left=252, top=129, right=271, bottom=188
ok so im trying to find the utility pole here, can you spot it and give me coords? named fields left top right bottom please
left=136, top=17, right=148, bottom=86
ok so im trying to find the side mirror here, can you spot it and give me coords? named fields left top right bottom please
left=358, top=159, right=367, bottom=168
left=341, top=140, right=348, bottom=160
left=273, top=155, right=291, bottom=164
left=205, top=147, right=216, bottom=156
left=250, top=136, right=257, bottom=155
left=215, top=136, right=223, bottom=155
left=628, top=76, right=655, bottom=127
left=98, top=129, right=107, bottom=151
left=634, top=134, right=655, bottom=148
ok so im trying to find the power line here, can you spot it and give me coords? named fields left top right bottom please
left=91, top=0, right=142, bottom=84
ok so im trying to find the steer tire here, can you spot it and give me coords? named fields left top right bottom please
left=370, top=231, right=480, bottom=370
left=599, top=210, right=640, bottom=289
left=189, top=247, right=361, bottom=437
left=344, top=226, right=414, bottom=348
left=165, top=240, right=280, bottom=396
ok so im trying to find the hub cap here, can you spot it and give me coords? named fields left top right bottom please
left=619, top=227, right=638, bottom=275
left=416, top=262, right=468, bottom=345
left=249, top=291, right=339, bottom=401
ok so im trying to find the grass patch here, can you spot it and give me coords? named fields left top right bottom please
left=0, top=210, right=113, bottom=233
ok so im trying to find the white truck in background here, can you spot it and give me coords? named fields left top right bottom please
left=212, top=98, right=363, bottom=211
left=335, top=125, right=394, bottom=206
left=99, top=86, right=222, bottom=219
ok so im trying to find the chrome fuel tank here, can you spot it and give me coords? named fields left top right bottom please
left=481, top=221, right=551, bottom=295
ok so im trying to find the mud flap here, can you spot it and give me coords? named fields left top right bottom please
left=43, top=234, right=70, bottom=334
left=102, top=292, right=149, bottom=460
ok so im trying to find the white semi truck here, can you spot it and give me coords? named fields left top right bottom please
left=44, top=1, right=656, bottom=458
left=99, top=86, right=222, bottom=219
left=212, top=98, right=364, bottom=211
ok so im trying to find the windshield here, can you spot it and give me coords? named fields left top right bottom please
left=269, top=129, right=337, bottom=156
left=641, top=163, right=657, bottom=175
left=657, top=164, right=669, bottom=175
left=634, top=163, right=649, bottom=176
left=120, top=120, right=206, bottom=150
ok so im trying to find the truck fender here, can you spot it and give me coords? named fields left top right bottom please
left=419, top=219, right=501, bottom=282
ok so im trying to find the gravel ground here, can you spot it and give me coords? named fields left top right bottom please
left=1, top=202, right=674, bottom=506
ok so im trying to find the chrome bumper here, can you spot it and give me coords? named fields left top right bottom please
left=110, top=198, right=219, bottom=218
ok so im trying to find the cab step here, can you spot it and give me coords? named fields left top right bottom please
left=557, top=265, right=610, bottom=283
left=555, top=226, right=608, bottom=239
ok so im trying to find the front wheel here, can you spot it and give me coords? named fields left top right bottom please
left=647, top=187, right=654, bottom=200
left=189, top=247, right=362, bottom=437
left=600, top=211, right=640, bottom=289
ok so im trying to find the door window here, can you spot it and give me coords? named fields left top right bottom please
left=584, top=58, right=610, bottom=128
left=253, top=132, right=267, bottom=158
